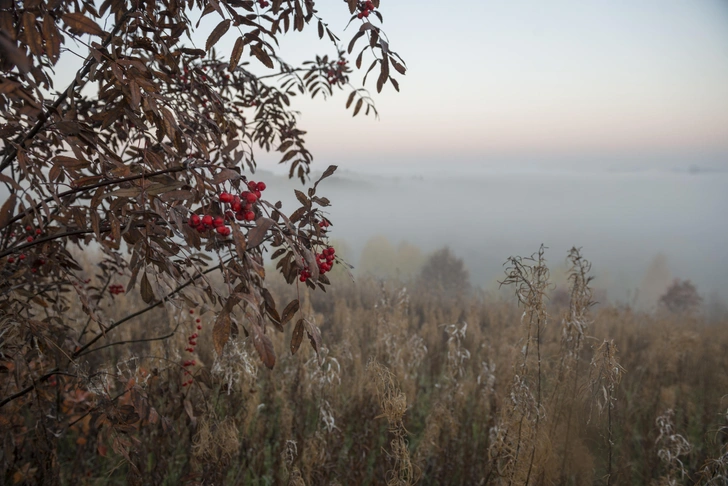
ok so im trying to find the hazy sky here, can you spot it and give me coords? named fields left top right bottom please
left=247, top=0, right=728, bottom=171
left=53, top=1, right=728, bottom=171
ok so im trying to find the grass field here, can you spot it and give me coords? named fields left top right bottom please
left=2, top=249, right=727, bottom=485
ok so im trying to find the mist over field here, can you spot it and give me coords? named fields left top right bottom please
left=260, top=158, right=728, bottom=307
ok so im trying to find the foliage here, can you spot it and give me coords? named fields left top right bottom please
left=659, top=279, right=703, bottom=314
left=0, top=0, right=407, bottom=482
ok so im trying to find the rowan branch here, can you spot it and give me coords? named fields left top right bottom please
left=0, top=11, right=132, bottom=174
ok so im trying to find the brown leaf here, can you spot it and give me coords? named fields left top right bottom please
left=294, top=189, right=310, bottom=208
left=140, top=272, right=155, bottom=304
left=212, top=312, right=231, bottom=354
left=252, top=324, right=276, bottom=369
left=304, top=319, right=323, bottom=363
left=290, top=318, right=304, bottom=355
left=247, top=217, right=274, bottom=248
left=353, top=98, right=363, bottom=117
left=206, top=19, right=230, bottom=51
left=229, top=36, right=243, bottom=72
left=0, top=35, right=30, bottom=73
left=280, top=299, right=299, bottom=325
left=313, top=165, right=337, bottom=190
left=159, top=190, right=193, bottom=202
left=53, top=155, right=89, bottom=169
left=392, top=59, right=406, bottom=75
left=129, top=79, right=141, bottom=110
left=63, top=13, right=104, bottom=37
left=232, top=223, right=247, bottom=259
left=0, top=194, right=16, bottom=229
left=345, top=90, right=356, bottom=109
left=212, top=168, right=241, bottom=184
left=250, top=44, right=274, bottom=69
left=348, top=30, right=365, bottom=54
left=22, top=12, right=43, bottom=57
left=42, top=14, right=60, bottom=63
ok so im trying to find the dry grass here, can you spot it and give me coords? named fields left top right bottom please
left=1, top=248, right=727, bottom=485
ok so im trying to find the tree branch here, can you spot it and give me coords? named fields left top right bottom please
left=0, top=11, right=132, bottom=174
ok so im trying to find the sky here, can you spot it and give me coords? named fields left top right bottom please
left=245, top=0, right=728, bottom=173
left=53, top=0, right=728, bottom=173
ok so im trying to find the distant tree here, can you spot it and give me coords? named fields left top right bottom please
left=659, top=279, right=703, bottom=314
left=417, top=247, right=470, bottom=297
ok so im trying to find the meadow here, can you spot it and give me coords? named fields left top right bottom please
left=2, top=247, right=726, bottom=485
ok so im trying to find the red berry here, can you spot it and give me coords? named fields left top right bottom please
left=219, top=192, right=234, bottom=203
left=244, top=211, right=255, bottom=221
left=231, top=201, right=242, bottom=212
left=256, top=182, right=266, bottom=191
left=357, top=12, right=363, bottom=19
left=35, top=229, right=41, bottom=235
left=31, top=268, right=37, bottom=273
left=235, top=212, right=245, bottom=221
left=7, top=257, right=14, bottom=263
left=202, top=215, right=213, bottom=227
left=196, top=225, right=206, bottom=233
left=197, top=325, right=202, bottom=330
left=247, top=181, right=257, bottom=191
left=213, top=217, right=224, bottom=227
left=254, top=190, right=262, bottom=199
left=216, top=226, right=230, bottom=236
left=25, top=225, right=32, bottom=232
left=189, top=309, right=195, bottom=314
left=244, top=192, right=258, bottom=203
left=189, top=214, right=201, bottom=226
left=196, top=318, right=201, bottom=323
left=225, top=210, right=235, bottom=220
left=363, top=10, right=370, bottom=17
left=26, top=236, right=33, bottom=243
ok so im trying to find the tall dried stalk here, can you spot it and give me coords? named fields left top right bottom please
left=496, top=245, right=551, bottom=485
left=590, top=340, right=626, bottom=486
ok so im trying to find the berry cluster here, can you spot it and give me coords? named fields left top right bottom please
left=357, top=0, right=375, bottom=19
left=318, top=218, right=331, bottom=230
left=188, top=213, right=231, bottom=236
left=184, top=330, right=198, bottom=353
left=182, top=311, right=202, bottom=387
left=7, top=224, right=42, bottom=245
left=218, top=180, right=267, bottom=224
left=326, top=59, right=349, bottom=85
left=5, top=251, right=46, bottom=273
left=299, top=247, right=336, bottom=282
left=257, top=0, right=269, bottom=8
left=109, top=284, right=125, bottom=295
